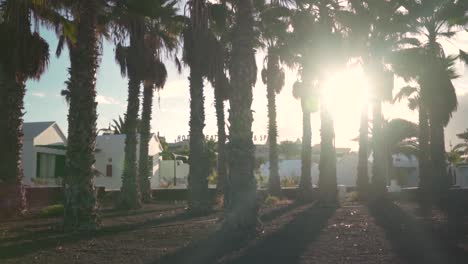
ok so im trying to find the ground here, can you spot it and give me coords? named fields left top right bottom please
left=1, top=198, right=467, bottom=264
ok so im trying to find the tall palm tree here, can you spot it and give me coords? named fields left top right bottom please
left=318, top=99, right=338, bottom=205
left=288, top=1, right=314, bottom=202
left=400, top=0, right=468, bottom=205
left=288, top=0, right=343, bottom=205
left=204, top=1, right=231, bottom=200
left=292, top=80, right=318, bottom=201
left=356, top=103, right=369, bottom=195
left=392, top=80, right=432, bottom=208
left=62, top=0, right=108, bottom=230
left=138, top=1, right=182, bottom=202
left=183, top=0, right=211, bottom=214
left=393, top=50, right=465, bottom=207
left=113, top=0, right=167, bottom=209
left=223, top=0, right=258, bottom=233
left=0, top=0, right=49, bottom=215
left=258, top=0, right=292, bottom=197
left=344, top=0, right=411, bottom=198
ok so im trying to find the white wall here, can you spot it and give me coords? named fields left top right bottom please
left=158, top=160, right=189, bottom=188
left=34, top=124, right=67, bottom=146
left=456, top=165, right=468, bottom=188
left=22, top=124, right=67, bottom=188
left=94, top=135, right=126, bottom=190
left=94, top=134, right=163, bottom=190
left=21, top=140, right=35, bottom=187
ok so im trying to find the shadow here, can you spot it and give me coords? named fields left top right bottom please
left=154, top=203, right=335, bottom=264
left=101, top=206, right=185, bottom=219
left=0, top=211, right=206, bottom=259
left=225, top=205, right=335, bottom=264
left=0, top=206, right=188, bottom=244
left=368, top=199, right=468, bottom=264
left=260, top=202, right=303, bottom=223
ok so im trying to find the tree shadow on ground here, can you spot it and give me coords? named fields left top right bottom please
left=0, top=211, right=204, bottom=259
left=3, top=206, right=186, bottom=235
left=154, top=203, right=335, bottom=264
left=101, top=205, right=185, bottom=218
left=368, top=199, right=468, bottom=264
left=260, top=202, right=303, bottom=223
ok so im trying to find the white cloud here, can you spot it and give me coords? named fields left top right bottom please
left=96, top=95, right=121, bottom=105
left=31, top=92, right=46, bottom=98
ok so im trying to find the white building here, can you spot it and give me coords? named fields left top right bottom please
left=94, top=134, right=163, bottom=190
left=21, top=122, right=166, bottom=191
left=259, top=152, right=417, bottom=188
left=392, top=154, right=419, bottom=187
left=21, top=122, right=67, bottom=188
left=453, top=164, right=468, bottom=189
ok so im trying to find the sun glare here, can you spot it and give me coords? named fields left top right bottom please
left=323, top=66, right=369, bottom=115
left=322, top=66, right=370, bottom=147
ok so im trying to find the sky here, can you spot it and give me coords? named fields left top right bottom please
left=24, top=26, right=468, bottom=149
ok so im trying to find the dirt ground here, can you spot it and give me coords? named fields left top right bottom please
left=1, top=199, right=467, bottom=264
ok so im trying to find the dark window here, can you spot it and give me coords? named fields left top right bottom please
left=106, top=164, right=113, bottom=177
left=55, top=155, right=66, bottom=178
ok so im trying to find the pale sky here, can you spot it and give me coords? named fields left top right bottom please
left=24, top=26, right=468, bottom=149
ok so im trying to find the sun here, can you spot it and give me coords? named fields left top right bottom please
left=322, top=66, right=370, bottom=147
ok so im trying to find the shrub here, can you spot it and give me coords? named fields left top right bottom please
left=346, top=191, right=360, bottom=202
left=264, top=195, right=281, bottom=206
left=38, top=204, right=64, bottom=218
left=281, top=176, right=300, bottom=188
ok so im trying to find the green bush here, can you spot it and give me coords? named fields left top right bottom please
left=208, top=170, right=217, bottom=185
left=38, top=204, right=64, bottom=218
left=264, top=195, right=281, bottom=206
left=281, top=176, right=299, bottom=188
left=346, top=191, right=360, bottom=202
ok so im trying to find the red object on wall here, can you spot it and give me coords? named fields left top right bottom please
left=106, top=164, right=112, bottom=177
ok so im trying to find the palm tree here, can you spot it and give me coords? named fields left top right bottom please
left=287, top=1, right=314, bottom=202
left=356, top=103, right=369, bottom=195
left=258, top=0, right=292, bottom=197
left=318, top=99, right=338, bottom=205
left=343, top=0, right=411, bottom=198
left=62, top=0, right=108, bottom=230
left=292, top=80, right=318, bottom=201
left=0, top=0, right=49, bottom=215
left=204, top=1, right=231, bottom=200
left=287, top=0, right=343, bottom=205
left=223, top=0, right=258, bottom=233
left=400, top=0, right=468, bottom=205
left=392, top=80, right=432, bottom=207
left=138, top=1, right=182, bottom=202
left=113, top=0, right=168, bottom=209
left=183, top=0, right=211, bottom=214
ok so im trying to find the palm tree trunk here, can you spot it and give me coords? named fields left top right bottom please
left=318, top=103, right=337, bottom=206
left=214, top=86, right=227, bottom=197
left=297, top=107, right=312, bottom=201
left=356, top=104, right=369, bottom=196
left=266, top=55, right=281, bottom=197
left=429, top=113, right=449, bottom=206
left=371, top=99, right=387, bottom=197
left=224, top=0, right=258, bottom=233
left=63, top=0, right=99, bottom=230
left=119, top=57, right=142, bottom=209
left=0, top=64, right=27, bottom=216
left=418, top=105, right=432, bottom=211
left=188, top=67, right=210, bottom=214
left=138, top=82, right=154, bottom=203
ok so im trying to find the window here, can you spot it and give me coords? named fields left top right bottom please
left=36, top=153, right=56, bottom=179
left=106, top=164, right=113, bottom=177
